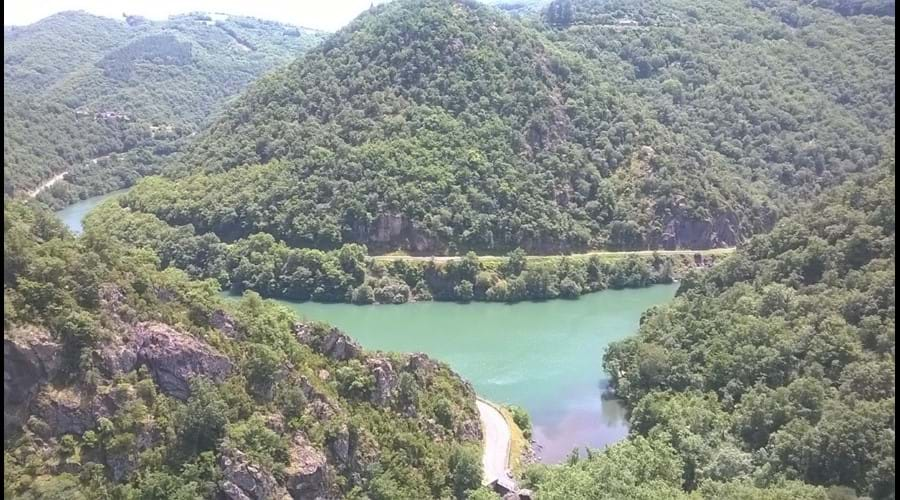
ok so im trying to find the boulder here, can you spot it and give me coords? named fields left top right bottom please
left=210, top=309, right=240, bottom=339
left=321, top=329, right=361, bottom=361
left=219, top=448, right=290, bottom=500
left=131, top=322, right=233, bottom=400
left=293, top=324, right=361, bottom=362
left=4, top=327, right=61, bottom=437
left=284, top=433, right=328, bottom=499
left=367, top=357, right=398, bottom=407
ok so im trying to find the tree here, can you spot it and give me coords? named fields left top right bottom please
left=449, top=446, right=482, bottom=500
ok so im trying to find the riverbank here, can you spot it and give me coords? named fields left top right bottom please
left=372, top=247, right=735, bottom=263
left=61, top=192, right=732, bottom=304
left=268, top=284, right=679, bottom=462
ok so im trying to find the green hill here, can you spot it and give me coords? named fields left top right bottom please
left=117, top=0, right=892, bottom=255
left=523, top=160, right=895, bottom=498
left=3, top=11, right=323, bottom=206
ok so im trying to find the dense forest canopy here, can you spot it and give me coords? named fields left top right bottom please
left=3, top=11, right=323, bottom=206
left=82, top=193, right=718, bottom=304
left=2, top=1, right=896, bottom=498
left=520, top=163, right=895, bottom=499
left=3, top=201, right=485, bottom=499
left=115, top=0, right=895, bottom=254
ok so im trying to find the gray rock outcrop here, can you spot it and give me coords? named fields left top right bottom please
left=218, top=448, right=290, bottom=500
left=101, top=322, right=233, bottom=400
left=4, top=327, right=61, bottom=437
left=284, top=433, right=329, bottom=499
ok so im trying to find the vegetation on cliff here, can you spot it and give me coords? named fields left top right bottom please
left=524, top=163, right=895, bottom=498
left=3, top=201, right=485, bottom=499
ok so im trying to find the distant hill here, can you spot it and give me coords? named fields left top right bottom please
left=123, top=0, right=893, bottom=253
left=3, top=11, right=324, bottom=206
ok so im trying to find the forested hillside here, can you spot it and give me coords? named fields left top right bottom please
left=522, top=162, right=895, bottom=498
left=119, top=0, right=894, bottom=254
left=3, top=201, right=485, bottom=499
left=82, top=193, right=720, bottom=304
left=3, top=11, right=323, bottom=206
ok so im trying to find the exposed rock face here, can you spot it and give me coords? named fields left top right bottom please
left=371, top=213, right=405, bottom=243
left=456, top=415, right=483, bottom=442
left=106, top=426, right=160, bottom=481
left=293, top=324, right=361, bottom=361
left=210, top=309, right=240, bottom=339
left=100, top=322, right=233, bottom=400
left=220, top=480, right=253, bottom=500
left=328, top=425, right=352, bottom=467
left=30, top=388, right=115, bottom=439
left=351, top=213, right=444, bottom=254
left=4, top=327, right=61, bottom=438
left=657, top=213, right=741, bottom=250
left=219, top=448, right=290, bottom=500
left=98, top=283, right=131, bottom=324
left=367, top=357, right=398, bottom=407
left=404, top=353, right=439, bottom=383
left=134, top=322, right=232, bottom=400
left=321, top=330, right=361, bottom=361
left=284, top=433, right=329, bottom=499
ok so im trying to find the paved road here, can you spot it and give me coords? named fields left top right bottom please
left=476, top=399, right=511, bottom=484
left=371, top=247, right=735, bottom=263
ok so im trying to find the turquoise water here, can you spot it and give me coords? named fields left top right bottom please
left=269, top=285, right=678, bottom=462
left=54, top=188, right=132, bottom=233
left=55, top=191, right=678, bottom=462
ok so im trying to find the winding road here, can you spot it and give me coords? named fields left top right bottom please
left=372, top=247, right=735, bottom=263
left=476, top=399, right=512, bottom=485
left=27, top=171, right=68, bottom=198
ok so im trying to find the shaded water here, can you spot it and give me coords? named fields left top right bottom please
left=55, top=191, right=678, bottom=462
left=270, top=285, right=678, bottom=463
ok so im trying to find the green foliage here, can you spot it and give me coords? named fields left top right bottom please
left=223, top=415, right=289, bottom=471
left=4, top=201, right=484, bottom=500
left=112, top=0, right=893, bottom=255
left=448, top=445, right=483, bottom=500
left=600, top=167, right=895, bottom=497
left=4, top=12, right=323, bottom=203
left=507, top=405, right=533, bottom=440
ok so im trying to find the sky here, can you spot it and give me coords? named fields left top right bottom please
left=3, top=0, right=389, bottom=31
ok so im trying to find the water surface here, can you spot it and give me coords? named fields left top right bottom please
left=54, top=188, right=132, bottom=233
left=54, top=191, right=678, bottom=462
left=271, top=285, right=678, bottom=462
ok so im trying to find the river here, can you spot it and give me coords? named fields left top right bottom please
left=54, top=188, right=132, bottom=234
left=270, top=285, right=677, bottom=463
left=57, top=192, right=679, bottom=463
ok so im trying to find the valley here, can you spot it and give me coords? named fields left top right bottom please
left=4, top=0, right=895, bottom=498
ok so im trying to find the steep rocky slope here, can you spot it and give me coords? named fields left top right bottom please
left=3, top=202, right=483, bottom=499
